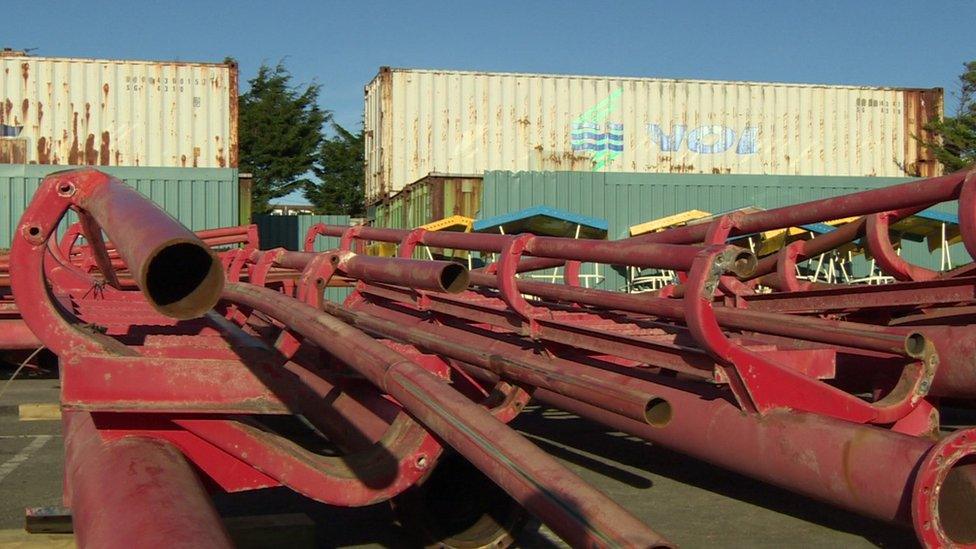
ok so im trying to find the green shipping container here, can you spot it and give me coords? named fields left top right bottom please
left=0, top=164, right=239, bottom=248
left=479, top=171, right=966, bottom=293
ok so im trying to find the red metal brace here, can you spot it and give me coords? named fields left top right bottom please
left=704, top=213, right=755, bottom=298
left=865, top=211, right=939, bottom=281
left=398, top=228, right=434, bottom=310
left=774, top=241, right=815, bottom=292
left=303, top=222, right=327, bottom=252
left=563, top=260, right=582, bottom=287
left=683, top=245, right=935, bottom=424
left=339, top=225, right=365, bottom=252
left=496, top=234, right=545, bottom=337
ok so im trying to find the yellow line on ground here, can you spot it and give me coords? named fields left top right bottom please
left=18, top=404, right=61, bottom=422
left=0, top=529, right=74, bottom=548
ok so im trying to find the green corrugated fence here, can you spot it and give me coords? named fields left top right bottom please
left=253, top=214, right=352, bottom=251
left=480, top=171, right=966, bottom=293
left=0, top=164, right=239, bottom=248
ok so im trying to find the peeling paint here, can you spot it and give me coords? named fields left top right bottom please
left=0, top=55, right=236, bottom=167
left=366, top=68, right=943, bottom=203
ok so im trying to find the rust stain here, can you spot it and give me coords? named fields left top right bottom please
left=84, top=102, right=91, bottom=126
left=215, top=136, right=225, bottom=167
left=84, top=134, right=97, bottom=165
left=0, top=139, right=26, bottom=163
left=115, top=150, right=122, bottom=165
left=180, top=154, right=187, bottom=167
left=192, top=146, right=200, bottom=168
left=36, top=136, right=50, bottom=164
left=228, top=61, right=239, bottom=167
left=99, top=131, right=110, bottom=165
left=21, top=99, right=28, bottom=122
left=36, top=101, right=43, bottom=125
left=68, top=111, right=79, bottom=165
left=20, top=62, right=28, bottom=87
left=2, top=99, right=11, bottom=125
left=102, top=83, right=109, bottom=99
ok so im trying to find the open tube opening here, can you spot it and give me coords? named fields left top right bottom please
left=938, top=456, right=976, bottom=544
left=439, top=263, right=470, bottom=294
left=732, top=250, right=758, bottom=278
left=643, top=397, right=673, bottom=427
left=905, top=332, right=928, bottom=358
left=145, top=242, right=223, bottom=319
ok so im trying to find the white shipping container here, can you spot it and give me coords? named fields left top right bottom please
left=364, top=67, right=942, bottom=203
left=0, top=52, right=237, bottom=168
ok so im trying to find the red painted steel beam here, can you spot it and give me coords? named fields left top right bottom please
left=221, top=282, right=671, bottom=548
left=64, top=411, right=232, bottom=549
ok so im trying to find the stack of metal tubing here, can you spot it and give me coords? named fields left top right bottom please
left=8, top=167, right=976, bottom=547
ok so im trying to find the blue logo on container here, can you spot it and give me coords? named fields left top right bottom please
left=571, top=88, right=624, bottom=171
left=571, top=122, right=624, bottom=153
left=647, top=124, right=758, bottom=154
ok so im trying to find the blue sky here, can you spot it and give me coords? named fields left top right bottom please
left=5, top=1, right=976, bottom=202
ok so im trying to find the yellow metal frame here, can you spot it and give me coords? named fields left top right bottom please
left=628, top=210, right=711, bottom=236
left=420, top=215, right=474, bottom=233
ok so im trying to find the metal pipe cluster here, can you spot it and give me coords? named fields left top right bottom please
left=7, top=168, right=976, bottom=548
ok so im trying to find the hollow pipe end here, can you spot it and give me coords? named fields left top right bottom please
left=912, top=428, right=976, bottom=547
left=730, top=249, right=758, bottom=278
left=142, top=239, right=224, bottom=320
left=439, top=262, right=470, bottom=293
left=644, top=397, right=673, bottom=427
left=904, top=332, right=930, bottom=359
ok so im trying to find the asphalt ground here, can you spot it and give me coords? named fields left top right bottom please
left=0, top=375, right=922, bottom=548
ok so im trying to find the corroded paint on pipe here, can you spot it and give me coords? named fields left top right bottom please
left=64, top=411, right=232, bottom=549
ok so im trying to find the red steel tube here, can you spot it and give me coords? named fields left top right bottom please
left=340, top=253, right=469, bottom=293
left=311, top=224, right=755, bottom=273
left=276, top=250, right=470, bottom=294
left=472, top=256, right=566, bottom=274
left=750, top=205, right=928, bottom=286
left=531, top=386, right=976, bottom=543
left=467, top=271, right=920, bottom=358
left=221, top=282, right=670, bottom=548
left=64, top=411, right=232, bottom=549
left=325, top=300, right=670, bottom=425
left=632, top=169, right=972, bottom=245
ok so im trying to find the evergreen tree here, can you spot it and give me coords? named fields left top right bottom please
left=306, top=122, right=365, bottom=215
left=919, top=61, right=976, bottom=172
left=238, top=62, right=329, bottom=213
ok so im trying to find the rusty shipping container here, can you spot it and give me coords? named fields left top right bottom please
left=0, top=51, right=237, bottom=168
left=372, top=173, right=482, bottom=229
left=364, top=67, right=942, bottom=204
